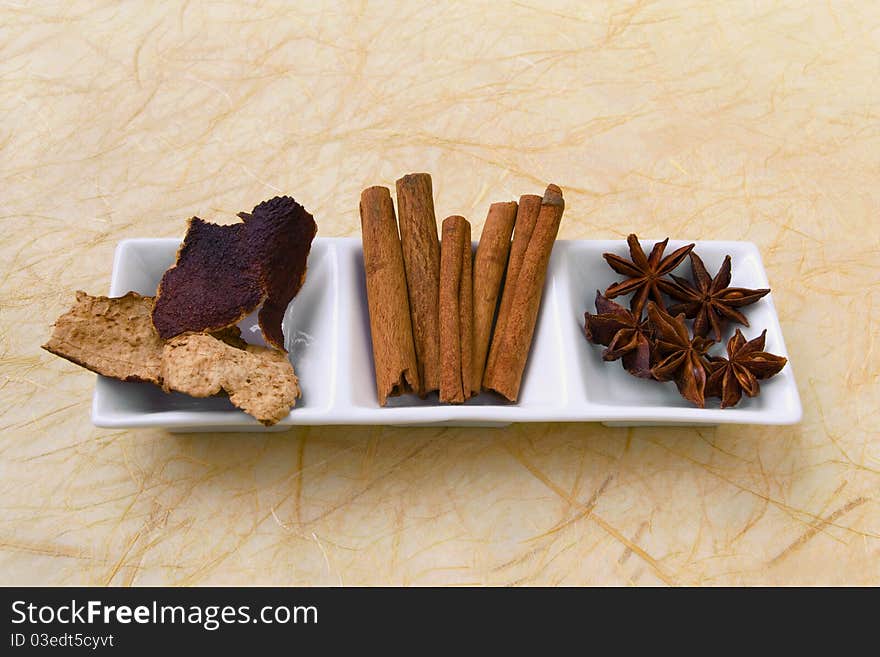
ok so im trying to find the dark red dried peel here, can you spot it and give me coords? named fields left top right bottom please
left=152, top=196, right=317, bottom=351
left=239, top=197, right=318, bottom=351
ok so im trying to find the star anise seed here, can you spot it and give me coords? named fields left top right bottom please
left=603, top=234, right=694, bottom=316
left=666, top=252, right=770, bottom=342
left=647, top=301, right=714, bottom=408
left=705, top=329, right=787, bottom=408
left=584, top=291, right=653, bottom=378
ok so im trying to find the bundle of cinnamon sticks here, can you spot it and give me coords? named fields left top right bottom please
left=360, top=173, right=564, bottom=406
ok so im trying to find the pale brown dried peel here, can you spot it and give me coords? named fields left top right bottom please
left=44, top=291, right=299, bottom=425
left=161, top=334, right=300, bottom=426
left=43, top=291, right=164, bottom=384
left=152, top=196, right=317, bottom=351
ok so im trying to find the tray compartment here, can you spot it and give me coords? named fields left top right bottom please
left=337, top=239, right=569, bottom=413
left=94, top=238, right=339, bottom=427
left=560, top=239, right=801, bottom=422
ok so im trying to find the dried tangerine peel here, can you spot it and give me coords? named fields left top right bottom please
left=239, top=197, right=318, bottom=351
left=152, top=219, right=260, bottom=342
left=42, top=291, right=164, bottom=384
left=44, top=292, right=298, bottom=425
left=152, top=196, right=317, bottom=351
left=161, top=333, right=300, bottom=426
left=210, top=324, right=249, bottom=349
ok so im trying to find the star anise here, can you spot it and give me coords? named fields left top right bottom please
left=705, top=329, right=787, bottom=408
left=603, top=234, right=694, bottom=316
left=647, top=302, right=714, bottom=408
left=666, top=253, right=770, bottom=342
left=584, top=291, right=653, bottom=378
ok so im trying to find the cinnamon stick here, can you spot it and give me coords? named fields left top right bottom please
left=483, top=185, right=564, bottom=401
left=439, top=215, right=473, bottom=403
left=471, top=201, right=517, bottom=393
left=395, top=173, right=441, bottom=395
left=483, top=194, right=541, bottom=385
left=460, top=224, right=473, bottom=398
left=359, top=186, right=420, bottom=405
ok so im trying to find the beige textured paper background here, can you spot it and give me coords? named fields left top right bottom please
left=1, top=1, right=878, bottom=585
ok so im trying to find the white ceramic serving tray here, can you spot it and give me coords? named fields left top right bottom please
left=92, top=237, right=801, bottom=431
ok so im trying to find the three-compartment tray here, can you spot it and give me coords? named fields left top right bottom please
left=92, top=237, right=802, bottom=431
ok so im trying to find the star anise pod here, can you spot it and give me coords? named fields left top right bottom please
left=647, top=301, right=714, bottom=408
left=584, top=291, right=653, bottom=378
left=666, top=253, right=770, bottom=342
left=705, top=329, right=787, bottom=408
left=603, top=234, right=694, bottom=316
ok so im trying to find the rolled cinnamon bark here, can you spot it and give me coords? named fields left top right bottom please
left=483, top=194, right=541, bottom=386
left=360, top=186, right=420, bottom=405
left=460, top=224, right=473, bottom=398
left=395, top=173, right=441, bottom=396
left=483, top=185, right=564, bottom=401
left=471, top=201, right=517, bottom=393
left=439, top=215, right=473, bottom=403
